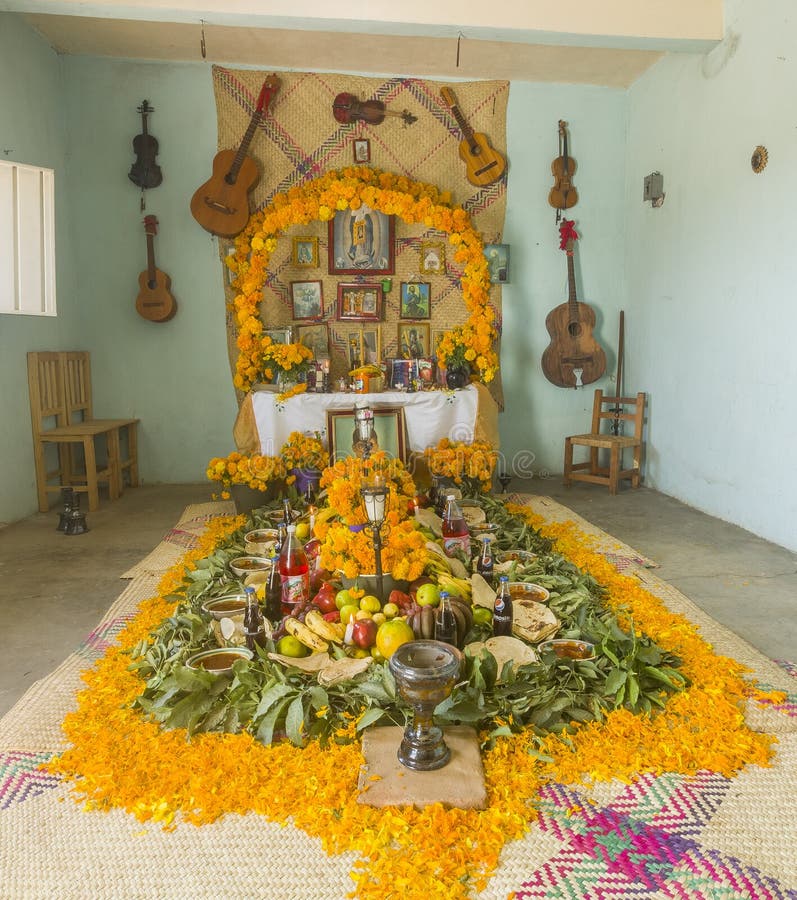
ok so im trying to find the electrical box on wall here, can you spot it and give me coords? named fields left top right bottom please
left=643, top=172, right=664, bottom=205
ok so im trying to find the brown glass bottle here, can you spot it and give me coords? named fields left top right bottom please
left=492, top=576, right=513, bottom=637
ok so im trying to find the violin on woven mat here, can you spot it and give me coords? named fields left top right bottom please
left=190, top=75, right=281, bottom=238
left=541, top=220, right=606, bottom=388
left=332, top=92, right=417, bottom=127
left=135, top=216, right=176, bottom=323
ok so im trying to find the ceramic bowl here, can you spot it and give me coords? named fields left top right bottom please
left=538, top=639, right=596, bottom=661
left=186, top=647, right=253, bottom=674
left=244, top=528, right=279, bottom=555
left=496, top=549, right=537, bottom=565
left=507, top=581, right=550, bottom=604
left=202, top=593, right=248, bottom=620
left=229, top=556, right=272, bottom=578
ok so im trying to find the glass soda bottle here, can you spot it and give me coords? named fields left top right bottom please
left=278, top=523, right=309, bottom=615
left=441, top=493, right=470, bottom=558
left=434, top=591, right=458, bottom=647
left=476, top=535, right=494, bottom=588
left=243, top=586, right=265, bottom=652
left=264, top=546, right=283, bottom=623
left=282, top=497, right=293, bottom=528
left=492, top=576, right=513, bottom=637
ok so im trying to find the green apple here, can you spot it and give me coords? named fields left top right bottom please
left=335, top=589, right=355, bottom=610
left=415, top=583, right=441, bottom=607
left=382, top=602, right=400, bottom=619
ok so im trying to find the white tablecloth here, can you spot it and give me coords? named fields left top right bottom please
left=233, top=385, right=499, bottom=456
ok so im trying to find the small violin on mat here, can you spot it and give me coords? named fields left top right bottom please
left=440, top=86, right=506, bottom=187
left=332, top=92, right=417, bottom=127
left=548, top=120, right=578, bottom=212
left=190, top=75, right=281, bottom=238
left=135, top=216, right=176, bottom=322
left=128, top=100, right=162, bottom=191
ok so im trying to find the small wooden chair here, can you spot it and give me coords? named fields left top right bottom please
left=563, top=390, right=646, bottom=495
left=27, top=351, right=140, bottom=512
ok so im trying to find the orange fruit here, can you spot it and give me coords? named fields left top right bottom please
left=375, top=619, right=415, bottom=659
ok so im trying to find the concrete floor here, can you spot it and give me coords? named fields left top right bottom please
left=0, top=480, right=795, bottom=719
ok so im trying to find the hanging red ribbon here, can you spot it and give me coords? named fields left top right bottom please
left=558, top=219, right=578, bottom=250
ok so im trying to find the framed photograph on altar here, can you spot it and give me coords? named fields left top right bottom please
left=484, top=243, right=510, bottom=283
left=296, top=322, right=329, bottom=358
left=327, top=407, right=407, bottom=464
left=397, top=322, right=430, bottom=358
left=399, top=282, right=431, bottom=319
left=292, top=236, right=319, bottom=268
left=337, top=282, right=383, bottom=322
left=291, top=280, right=324, bottom=320
left=361, top=325, right=381, bottom=364
left=265, top=326, right=293, bottom=345
left=419, top=241, right=446, bottom=275
left=328, top=206, right=395, bottom=275
left=343, top=329, right=364, bottom=369
left=353, top=138, right=371, bottom=163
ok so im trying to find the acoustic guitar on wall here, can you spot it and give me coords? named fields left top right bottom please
left=190, top=74, right=281, bottom=238
left=135, top=215, right=176, bottom=322
left=440, top=86, right=506, bottom=187
left=541, top=220, right=606, bottom=389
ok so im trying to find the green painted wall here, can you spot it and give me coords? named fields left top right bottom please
left=0, top=14, right=79, bottom=525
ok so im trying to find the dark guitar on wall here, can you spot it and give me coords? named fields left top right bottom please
left=135, top=215, right=176, bottom=323
left=541, top=220, right=606, bottom=389
left=440, top=86, right=507, bottom=187
left=190, top=75, right=281, bottom=238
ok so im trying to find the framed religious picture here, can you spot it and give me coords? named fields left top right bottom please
left=327, top=407, right=407, bottom=463
left=292, top=236, right=319, bottom=268
left=399, top=282, right=431, bottom=319
left=337, top=282, right=383, bottom=322
left=361, top=325, right=382, bottom=364
left=432, top=329, right=447, bottom=357
left=389, top=358, right=414, bottom=389
left=344, top=329, right=364, bottom=369
left=419, top=241, right=446, bottom=275
left=397, top=322, right=430, bottom=359
left=328, top=205, right=395, bottom=275
left=265, top=326, right=293, bottom=345
left=290, top=280, right=324, bottom=320
left=296, top=322, right=329, bottom=358
left=353, top=138, right=371, bottom=163
left=484, top=243, right=510, bottom=283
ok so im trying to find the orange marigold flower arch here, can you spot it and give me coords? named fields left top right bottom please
left=227, top=167, right=499, bottom=393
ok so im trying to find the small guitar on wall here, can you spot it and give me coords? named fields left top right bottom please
left=440, top=86, right=506, bottom=187
left=541, top=220, right=606, bottom=388
left=190, top=74, right=281, bottom=238
left=135, top=215, right=176, bottom=322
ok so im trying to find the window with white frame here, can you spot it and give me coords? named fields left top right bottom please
left=0, top=160, right=56, bottom=316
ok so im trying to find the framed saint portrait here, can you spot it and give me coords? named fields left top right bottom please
left=419, top=241, right=446, bottom=275
left=327, top=407, right=407, bottom=463
left=290, top=281, right=323, bottom=320
left=337, top=283, right=383, bottom=322
left=328, top=205, right=395, bottom=276
left=292, top=236, right=319, bottom=268
left=397, top=322, right=430, bottom=359
left=484, top=243, right=510, bottom=283
left=296, top=323, right=329, bottom=358
left=353, top=138, right=371, bottom=163
left=399, top=282, right=431, bottom=319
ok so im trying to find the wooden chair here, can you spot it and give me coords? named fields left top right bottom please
left=563, top=390, right=646, bottom=495
left=27, top=351, right=139, bottom=512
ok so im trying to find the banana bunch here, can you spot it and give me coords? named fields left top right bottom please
left=284, top=617, right=329, bottom=653
left=304, top=609, right=345, bottom=644
left=436, top=573, right=473, bottom=601
left=424, top=544, right=453, bottom=576
left=313, top=506, right=338, bottom=528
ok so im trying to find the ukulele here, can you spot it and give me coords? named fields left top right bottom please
left=440, top=86, right=506, bottom=187
left=190, top=74, right=281, bottom=237
left=548, top=120, right=578, bottom=212
left=135, top=216, right=176, bottom=322
left=332, top=92, right=417, bottom=127
left=541, top=220, right=606, bottom=389
left=128, top=100, right=162, bottom=191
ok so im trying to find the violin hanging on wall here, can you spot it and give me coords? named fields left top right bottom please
left=128, top=100, right=163, bottom=191
left=332, top=92, right=417, bottom=127
left=548, top=120, right=578, bottom=214
left=135, top=215, right=176, bottom=322
left=541, top=220, right=606, bottom=389
left=190, top=75, right=281, bottom=238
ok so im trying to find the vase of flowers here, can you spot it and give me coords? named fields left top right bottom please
left=280, top=432, right=327, bottom=497
left=445, top=365, right=470, bottom=389
left=257, top=338, right=314, bottom=387
left=206, top=452, right=288, bottom=508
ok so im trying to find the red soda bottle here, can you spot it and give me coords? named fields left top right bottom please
left=278, top=524, right=309, bottom=615
left=442, top=493, right=470, bottom=559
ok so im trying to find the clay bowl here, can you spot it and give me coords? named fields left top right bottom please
left=244, top=528, right=279, bottom=556
left=538, top=639, right=596, bottom=661
left=229, top=556, right=272, bottom=578
left=186, top=647, right=254, bottom=674
left=507, top=581, right=550, bottom=604
left=202, top=593, right=248, bottom=620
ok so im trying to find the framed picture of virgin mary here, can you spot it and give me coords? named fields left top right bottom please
left=328, top=205, right=395, bottom=276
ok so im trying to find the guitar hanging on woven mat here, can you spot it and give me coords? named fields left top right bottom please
left=541, top=220, right=606, bottom=388
left=190, top=74, right=281, bottom=237
left=440, top=86, right=506, bottom=187
left=135, top=216, right=176, bottom=322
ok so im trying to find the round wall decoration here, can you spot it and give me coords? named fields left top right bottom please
left=751, top=145, right=768, bottom=174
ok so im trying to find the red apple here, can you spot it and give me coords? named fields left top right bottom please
left=388, top=589, right=413, bottom=612
left=322, top=610, right=341, bottom=623
left=313, top=586, right=338, bottom=614
left=351, top=618, right=378, bottom=649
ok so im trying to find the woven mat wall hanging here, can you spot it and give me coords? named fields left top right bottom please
left=210, top=67, right=509, bottom=408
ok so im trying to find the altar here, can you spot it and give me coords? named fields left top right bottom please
left=233, top=383, right=500, bottom=456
